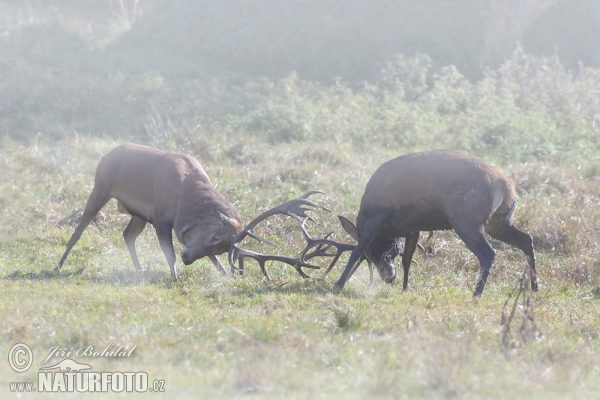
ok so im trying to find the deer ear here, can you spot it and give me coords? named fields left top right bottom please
left=220, top=212, right=241, bottom=231
left=338, top=215, right=360, bottom=241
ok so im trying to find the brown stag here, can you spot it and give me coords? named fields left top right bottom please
left=56, top=143, right=330, bottom=280
left=334, top=150, right=537, bottom=297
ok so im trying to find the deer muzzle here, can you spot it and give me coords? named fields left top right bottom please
left=377, top=264, right=397, bottom=284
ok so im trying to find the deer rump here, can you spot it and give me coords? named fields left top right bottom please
left=336, top=150, right=537, bottom=297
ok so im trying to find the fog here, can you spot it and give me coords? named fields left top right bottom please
left=1, top=0, right=599, bottom=140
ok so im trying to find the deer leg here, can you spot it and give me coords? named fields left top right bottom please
left=208, top=254, right=227, bottom=275
left=123, top=216, right=147, bottom=271
left=453, top=223, right=496, bottom=297
left=335, top=211, right=387, bottom=288
left=365, top=257, right=374, bottom=285
left=57, top=188, right=111, bottom=271
left=419, top=231, right=434, bottom=255
left=402, top=232, right=421, bottom=291
left=485, top=216, right=537, bottom=291
left=347, top=255, right=372, bottom=283
left=154, top=219, right=177, bottom=280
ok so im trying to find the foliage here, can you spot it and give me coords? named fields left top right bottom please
left=2, top=15, right=600, bottom=165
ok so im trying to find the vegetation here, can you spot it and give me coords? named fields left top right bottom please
left=1, top=2, right=599, bottom=399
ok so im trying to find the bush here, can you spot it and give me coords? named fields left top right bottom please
left=2, top=15, right=599, bottom=168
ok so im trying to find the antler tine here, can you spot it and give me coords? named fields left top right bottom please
left=228, top=245, right=241, bottom=274
left=227, top=191, right=331, bottom=279
left=295, top=218, right=375, bottom=282
left=297, top=219, right=334, bottom=257
left=226, top=191, right=374, bottom=282
left=297, top=190, right=332, bottom=214
left=299, top=190, right=324, bottom=199
left=294, top=219, right=363, bottom=278
left=303, top=232, right=334, bottom=260
left=229, top=244, right=321, bottom=280
left=234, top=190, right=330, bottom=242
left=280, top=191, right=331, bottom=223
left=228, top=191, right=329, bottom=262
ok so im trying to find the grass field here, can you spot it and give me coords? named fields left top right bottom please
left=1, top=2, right=600, bottom=398
left=1, top=134, right=599, bottom=399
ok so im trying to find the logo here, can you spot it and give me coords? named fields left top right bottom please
left=7, top=343, right=165, bottom=394
left=8, top=343, right=33, bottom=373
left=39, top=359, right=92, bottom=372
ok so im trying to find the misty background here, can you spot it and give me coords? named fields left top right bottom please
left=1, top=0, right=599, bottom=145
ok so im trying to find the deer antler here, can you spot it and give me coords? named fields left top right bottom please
left=227, top=191, right=376, bottom=283
left=233, top=190, right=330, bottom=241
left=229, top=246, right=322, bottom=280
left=295, top=219, right=374, bottom=284
left=227, top=191, right=331, bottom=279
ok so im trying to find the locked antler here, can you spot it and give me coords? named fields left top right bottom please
left=296, top=219, right=374, bottom=284
left=227, top=191, right=332, bottom=279
left=227, top=190, right=375, bottom=282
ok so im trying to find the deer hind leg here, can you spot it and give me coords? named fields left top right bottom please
left=57, top=187, right=111, bottom=271
left=485, top=213, right=537, bottom=291
left=452, top=222, right=496, bottom=297
left=402, top=232, right=420, bottom=291
left=419, top=231, right=434, bottom=255
left=123, top=216, right=147, bottom=271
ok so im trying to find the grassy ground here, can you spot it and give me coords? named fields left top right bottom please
left=1, top=136, right=599, bottom=399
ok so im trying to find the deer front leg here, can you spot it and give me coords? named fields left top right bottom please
left=154, top=219, right=177, bottom=280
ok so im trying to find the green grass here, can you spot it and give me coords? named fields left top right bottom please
left=1, top=138, right=599, bottom=399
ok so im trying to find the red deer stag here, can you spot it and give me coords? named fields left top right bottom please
left=334, top=150, right=537, bottom=297
left=57, top=143, right=330, bottom=280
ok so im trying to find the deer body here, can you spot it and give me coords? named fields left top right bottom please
left=57, top=143, right=243, bottom=279
left=337, top=150, right=537, bottom=296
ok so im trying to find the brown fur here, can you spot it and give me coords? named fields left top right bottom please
left=337, top=150, right=537, bottom=297
left=57, top=143, right=243, bottom=279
